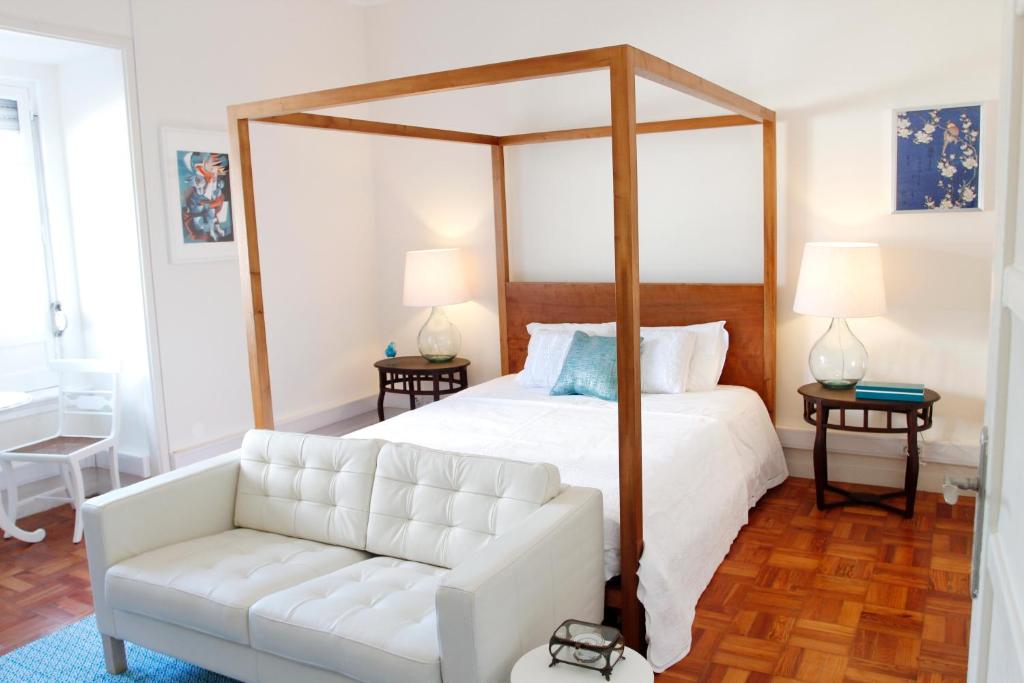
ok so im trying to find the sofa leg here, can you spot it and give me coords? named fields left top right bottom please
left=102, top=635, right=127, bottom=674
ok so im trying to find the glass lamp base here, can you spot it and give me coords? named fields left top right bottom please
left=417, top=306, right=461, bottom=363
left=809, top=317, right=868, bottom=388
left=818, top=378, right=859, bottom=389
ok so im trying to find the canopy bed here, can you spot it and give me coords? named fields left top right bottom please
left=226, top=44, right=778, bottom=667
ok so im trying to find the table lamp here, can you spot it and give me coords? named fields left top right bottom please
left=403, top=248, right=469, bottom=362
left=793, top=242, right=887, bottom=388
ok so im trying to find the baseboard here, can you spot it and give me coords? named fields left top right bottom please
left=172, top=394, right=378, bottom=469
left=96, top=450, right=151, bottom=478
left=9, top=449, right=150, bottom=489
left=783, top=446, right=978, bottom=493
left=778, top=423, right=980, bottom=493
left=985, top=533, right=1024, bottom=677
left=776, top=424, right=979, bottom=467
left=7, top=467, right=143, bottom=519
left=277, top=395, right=378, bottom=434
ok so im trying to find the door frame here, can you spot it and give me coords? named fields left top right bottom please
left=968, top=0, right=1024, bottom=680
left=0, top=12, right=172, bottom=475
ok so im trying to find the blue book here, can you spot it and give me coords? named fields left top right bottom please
left=856, top=381, right=925, bottom=402
left=857, top=381, right=925, bottom=393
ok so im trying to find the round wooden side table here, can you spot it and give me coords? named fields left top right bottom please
left=798, top=382, right=941, bottom=518
left=511, top=645, right=653, bottom=682
left=374, top=356, right=469, bottom=421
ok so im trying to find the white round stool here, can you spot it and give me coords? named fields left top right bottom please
left=511, top=645, right=654, bottom=682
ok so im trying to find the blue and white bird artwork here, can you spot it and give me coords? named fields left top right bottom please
left=894, top=105, right=981, bottom=211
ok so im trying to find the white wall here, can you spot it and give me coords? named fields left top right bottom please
left=369, top=137, right=500, bottom=382
left=129, top=0, right=378, bottom=457
left=361, top=0, right=1001, bottom=465
left=0, top=0, right=130, bottom=39
left=1, top=0, right=379, bottom=466
left=0, top=0, right=1002, bottom=484
left=250, top=123, right=379, bottom=422
left=58, top=48, right=155, bottom=460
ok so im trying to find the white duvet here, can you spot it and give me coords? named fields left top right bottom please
left=349, top=375, right=787, bottom=671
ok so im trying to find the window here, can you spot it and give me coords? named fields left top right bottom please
left=0, top=84, right=61, bottom=392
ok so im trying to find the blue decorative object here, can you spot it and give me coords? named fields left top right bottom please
left=0, top=614, right=234, bottom=682
left=385, top=341, right=397, bottom=358
left=551, top=331, right=622, bottom=402
left=894, top=104, right=981, bottom=211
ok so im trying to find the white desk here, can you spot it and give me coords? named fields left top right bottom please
left=511, top=645, right=653, bottom=682
left=0, top=391, right=45, bottom=543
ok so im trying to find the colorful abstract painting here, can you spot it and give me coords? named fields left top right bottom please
left=176, top=150, right=233, bottom=242
left=894, top=105, right=980, bottom=211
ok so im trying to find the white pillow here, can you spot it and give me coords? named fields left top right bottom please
left=517, top=323, right=615, bottom=388
left=526, top=322, right=615, bottom=335
left=518, top=322, right=700, bottom=394
left=684, top=321, right=729, bottom=391
left=638, top=327, right=698, bottom=393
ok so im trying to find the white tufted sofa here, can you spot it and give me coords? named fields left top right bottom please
left=82, top=430, right=604, bottom=683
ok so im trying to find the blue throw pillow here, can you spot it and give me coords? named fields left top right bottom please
left=550, top=331, right=622, bottom=401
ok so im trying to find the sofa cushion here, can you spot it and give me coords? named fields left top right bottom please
left=366, top=442, right=561, bottom=568
left=249, top=556, right=447, bottom=683
left=235, top=430, right=383, bottom=548
left=106, top=528, right=369, bottom=644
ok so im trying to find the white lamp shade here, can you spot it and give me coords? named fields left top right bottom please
left=403, top=248, right=469, bottom=307
left=793, top=242, right=887, bottom=318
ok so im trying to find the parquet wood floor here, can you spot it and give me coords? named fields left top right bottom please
left=0, top=505, right=92, bottom=655
left=0, top=478, right=975, bottom=683
left=661, top=477, right=975, bottom=683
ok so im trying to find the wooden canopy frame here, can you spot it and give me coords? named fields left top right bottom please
left=227, top=44, right=776, bottom=650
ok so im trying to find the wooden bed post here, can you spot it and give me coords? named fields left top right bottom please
left=228, top=115, right=274, bottom=428
left=762, top=120, right=777, bottom=419
left=491, top=145, right=511, bottom=375
left=609, top=46, right=645, bottom=651
left=228, top=47, right=778, bottom=656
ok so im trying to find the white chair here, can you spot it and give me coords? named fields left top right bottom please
left=0, top=359, right=121, bottom=543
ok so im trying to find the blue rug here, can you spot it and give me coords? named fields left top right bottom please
left=0, top=615, right=237, bottom=682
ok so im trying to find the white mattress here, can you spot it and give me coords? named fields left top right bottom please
left=349, top=374, right=787, bottom=671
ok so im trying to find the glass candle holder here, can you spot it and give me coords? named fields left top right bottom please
left=548, top=619, right=624, bottom=681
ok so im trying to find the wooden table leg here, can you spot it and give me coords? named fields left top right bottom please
left=409, top=374, right=416, bottom=411
left=376, top=371, right=386, bottom=422
left=813, top=400, right=829, bottom=510
left=904, top=409, right=920, bottom=518
left=433, top=374, right=441, bottom=402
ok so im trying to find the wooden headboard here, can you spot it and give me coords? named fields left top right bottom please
left=503, top=282, right=773, bottom=414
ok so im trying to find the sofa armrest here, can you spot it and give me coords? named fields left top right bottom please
left=82, top=451, right=241, bottom=635
left=436, top=486, right=605, bottom=683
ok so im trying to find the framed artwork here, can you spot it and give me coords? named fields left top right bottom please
left=161, top=127, right=236, bottom=263
left=893, top=104, right=981, bottom=212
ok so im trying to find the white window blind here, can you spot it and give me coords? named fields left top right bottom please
left=0, top=98, right=17, bottom=131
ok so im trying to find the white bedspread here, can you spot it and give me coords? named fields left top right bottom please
left=349, top=375, right=787, bottom=671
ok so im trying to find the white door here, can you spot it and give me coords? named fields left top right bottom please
left=966, top=1, right=1024, bottom=680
